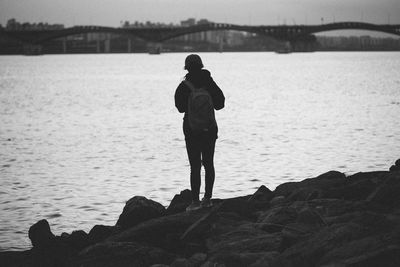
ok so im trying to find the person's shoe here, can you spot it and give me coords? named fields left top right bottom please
left=201, top=197, right=213, bottom=208
left=186, top=201, right=201, bottom=212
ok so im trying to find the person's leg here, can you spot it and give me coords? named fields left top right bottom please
left=185, top=137, right=202, bottom=202
left=201, top=137, right=216, bottom=199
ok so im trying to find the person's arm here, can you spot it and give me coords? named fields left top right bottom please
left=209, top=79, right=225, bottom=110
left=174, top=82, right=189, bottom=113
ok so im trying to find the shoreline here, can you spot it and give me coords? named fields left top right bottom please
left=1, top=159, right=400, bottom=267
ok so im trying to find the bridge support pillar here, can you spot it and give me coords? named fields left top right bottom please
left=127, top=38, right=132, bottom=53
left=23, top=44, right=43, bottom=55
left=147, top=42, right=162, bottom=54
left=62, top=38, right=67, bottom=53
left=96, top=39, right=101, bottom=53
left=218, top=31, right=224, bottom=53
left=104, top=39, right=111, bottom=53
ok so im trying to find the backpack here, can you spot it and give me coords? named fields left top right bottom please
left=184, top=80, right=216, bottom=132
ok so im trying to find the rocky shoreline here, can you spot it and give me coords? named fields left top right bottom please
left=1, top=159, right=400, bottom=267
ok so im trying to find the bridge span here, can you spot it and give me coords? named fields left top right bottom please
left=1, top=22, right=399, bottom=54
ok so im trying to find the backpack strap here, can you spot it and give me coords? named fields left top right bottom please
left=183, top=80, right=196, bottom=93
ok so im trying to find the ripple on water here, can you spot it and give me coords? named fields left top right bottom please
left=78, top=205, right=99, bottom=212
left=46, top=213, right=62, bottom=219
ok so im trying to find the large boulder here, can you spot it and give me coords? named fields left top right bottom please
left=367, top=171, right=400, bottom=209
left=257, top=206, right=298, bottom=227
left=274, top=171, right=346, bottom=198
left=207, top=224, right=282, bottom=258
left=305, top=198, right=367, bottom=218
left=116, top=196, right=166, bottom=229
left=218, top=197, right=257, bottom=219
left=60, top=230, right=89, bottom=250
left=324, top=179, right=376, bottom=201
left=28, top=220, right=76, bottom=267
left=77, top=241, right=175, bottom=267
left=248, top=185, right=273, bottom=209
left=28, top=219, right=55, bottom=248
left=88, top=225, right=118, bottom=244
left=347, top=171, right=389, bottom=184
left=181, top=208, right=218, bottom=242
left=167, top=189, right=192, bottom=215
left=389, top=158, right=400, bottom=172
left=271, top=222, right=365, bottom=267
left=0, top=251, right=33, bottom=267
left=109, top=210, right=208, bottom=251
left=319, top=233, right=400, bottom=267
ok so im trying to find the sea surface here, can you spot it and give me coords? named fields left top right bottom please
left=1, top=52, right=399, bottom=251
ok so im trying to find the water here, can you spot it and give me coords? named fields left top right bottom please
left=0, top=52, right=399, bottom=251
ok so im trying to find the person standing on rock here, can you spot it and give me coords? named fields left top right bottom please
left=174, top=54, right=225, bottom=211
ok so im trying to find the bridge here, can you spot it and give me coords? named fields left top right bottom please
left=1, top=22, right=399, bottom=54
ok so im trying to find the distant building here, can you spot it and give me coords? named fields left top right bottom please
left=5, top=18, right=64, bottom=31
left=180, top=18, right=196, bottom=27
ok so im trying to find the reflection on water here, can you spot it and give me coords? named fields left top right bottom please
left=1, top=52, right=400, bottom=250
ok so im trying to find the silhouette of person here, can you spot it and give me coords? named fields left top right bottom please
left=175, top=54, right=225, bottom=211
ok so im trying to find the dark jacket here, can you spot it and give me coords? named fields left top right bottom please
left=175, top=69, right=225, bottom=139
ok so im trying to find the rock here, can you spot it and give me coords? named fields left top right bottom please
left=324, top=211, right=363, bottom=226
left=274, top=205, right=325, bottom=249
left=389, top=159, right=400, bottom=172
left=207, top=225, right=282, bottom=258
left=306, top=198, right=366, bottom=217
left=318, top=233, right=400, bottom=267
left=0, top=251, right=33, bottom=267
left=218, top=197, right=257, bottom=219
left=77, top=241, right=175, bottom=267
left=171, top=258, right=191, bottom=267
left=269, top=196, right=287, bottom=207
left=278, top=208, right=327, bottom=251
left=167, top=189, right=192, bottom=215
left=28, top=220, right=77, bottom=267
left=211, top=252, right=279, bottom=267
left=249, top=251, right=279, bottom=267
left=108, top=209, right=208, bottom=251
left=88, top=225, right=118, bottom=244
left=189, top=253, right=208, bottom=267
left=116, top=196, right=166, bottom=229
left=248, top=185, right=273, bottom=209
left=346, top=171, right=389, bottom=183
left=28, top=219, right=55, bottom=248
left=367, top=172, right=400, bottom=209
left=324, top=179, right=376, bottom=201
left=296, top=207, right=326, bottom=226
left=390, top=165, right=400, bottom=172
left=272, top=222, right=364, bottom=267
left=287, top=187, right=323, bottom=201
left=257, top=206, right=297, bottom=226
left=62, top=230, right=89, bottom=250
left=181, top=208, right=218, bottom=242
left=200, top=261, right=219, bottom=267
left=7, top=168, right=400, bottom=267
left=274, top=171, right=346, bottom=198
left=207, top=212, right=251, bottom=242
left=335, top=246, right=400, bottom=267
left=170, top=254, right=208, bottom=267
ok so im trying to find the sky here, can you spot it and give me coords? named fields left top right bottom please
left=1, top=0, right=399, bottom=27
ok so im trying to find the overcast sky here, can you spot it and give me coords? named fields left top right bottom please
left=1, top=0, right=399, bottom=27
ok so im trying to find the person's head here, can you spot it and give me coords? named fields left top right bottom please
left=184, top=54, right=203, bottom=72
